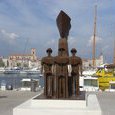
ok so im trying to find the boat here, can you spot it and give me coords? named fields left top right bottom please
left=20, top=78, right=40, bottom=91
left=105, top=81, right=115, bottom=92
left=25, top=67, right=40, bottom=75
left=39, top=73, right=43, bottom=77
left=82, top=69, right=96, bottom=76
left=94, top=64, right=115, bottom=91
left=19, top=69, right=27, bottom=74
left=80, top=76, right=99, bottom=91
left=4, top=67, right=20, bottom=74
left=0, top=80, right=6, bottom=90
left=0, top=67, right=5, bottom=73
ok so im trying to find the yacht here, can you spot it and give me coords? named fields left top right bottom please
left=105, top=81, right=115, bottom=92
left=20, top=78, right=40, bottom=91
left=82, top=69, right=96, bottom=76
left=4, top=67, right=20, bottom=74
left=25, top=67, right=40, bottom=75
left=0, top=67, right=5, bottom=73
left=80, top=76, right=99, bottom=92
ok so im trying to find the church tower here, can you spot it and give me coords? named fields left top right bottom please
left=31, top=48, right=37, bottom=60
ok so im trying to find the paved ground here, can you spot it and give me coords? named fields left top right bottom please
left=0, top=91, right=115, bottom=115
left=0, top=91, right=38, bottom=115
left=96, top=92, right=115, bottom=115
left=87, top=91, right=115, bottom=115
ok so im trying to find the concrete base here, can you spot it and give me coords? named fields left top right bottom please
left=13, top=94, right=102, bottom=115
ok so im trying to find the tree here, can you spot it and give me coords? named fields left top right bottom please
left=23, top=63, right=28, bottom=68
left=17, top=63, right=21, bottom=67
left=0, top=59, right=5, bottom=67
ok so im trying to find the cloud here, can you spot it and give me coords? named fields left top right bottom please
left=0, top=0, right=115, bottom=63
left=68, top=36, right=77, bottom=47
left=0, top=29, right=19, bottom=44
left=88, top=36, right=103, bottom=46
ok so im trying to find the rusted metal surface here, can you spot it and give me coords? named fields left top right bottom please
left=41, top=48, right=54, bottom=98
left=56, top=10, right=71, bottom=38
left=41, top=11, right=82, bottom=99
left=69, top=48, right=82, bottom=96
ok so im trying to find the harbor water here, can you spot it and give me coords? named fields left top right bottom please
left=0, top=74, right=44, bottom=90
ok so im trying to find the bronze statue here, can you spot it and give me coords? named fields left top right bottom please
left=41, top=11, right=82, bottom=99
left=57, top=11, right=71, bottom=56
left=54, top=48, right=69, bottom=98
left=41, top=48, right=54, bottom=98
left=69, top=48, right=82, bottom=96
left=54, top=11, right=71, bottom=98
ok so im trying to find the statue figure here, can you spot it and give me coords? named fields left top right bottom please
left=54, top=48, right=69, bottom=98
left=41, top=48, right=54, bottom=98
left=41, top=11, right=83, bottom=99
left=69, top=48, right=82, bottom=96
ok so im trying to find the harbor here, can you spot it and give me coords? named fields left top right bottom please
left=0, top=0, right=115, bottom=115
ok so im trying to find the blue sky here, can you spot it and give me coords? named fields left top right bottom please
left=0, top=0, right=115, bottom=63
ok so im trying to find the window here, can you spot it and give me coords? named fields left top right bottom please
left=84, top=79, right=98, bottom=87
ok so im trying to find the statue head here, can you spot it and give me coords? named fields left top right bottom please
left=46, top=48, right=52, bottom=55
left=58, top=48, right=66, bottom=56
left=71, top=48, right=77, bottom=55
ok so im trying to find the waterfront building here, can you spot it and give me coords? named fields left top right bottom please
left=82, top=53, right=104, bottom=69
left=0, top=56, right=9, bottom=67
left=8, top=48, right=40, bottom=68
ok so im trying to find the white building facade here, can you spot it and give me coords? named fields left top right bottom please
left=82, top=53, right=104, bottom=69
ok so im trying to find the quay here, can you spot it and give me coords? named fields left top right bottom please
left=0, top=91, right=115, bottom=115
left=0, top=91, right=38, bottom=115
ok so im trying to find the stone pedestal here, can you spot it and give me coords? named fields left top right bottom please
left=13, top=93, right=102, bottom=115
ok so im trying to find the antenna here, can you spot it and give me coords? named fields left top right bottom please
left=92, top=5, right=97, bottom=68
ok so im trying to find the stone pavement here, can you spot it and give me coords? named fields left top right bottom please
left=0, top=91, right=38, bottom=115
left=97, top=92, right=115, bottom=115
left=0, top=91, right=115, bottom=115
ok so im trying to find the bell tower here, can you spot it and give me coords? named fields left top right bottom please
left=31, top=48, right=36, bottom=60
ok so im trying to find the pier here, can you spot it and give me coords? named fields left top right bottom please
left=0, top=91, right=115, bottom=115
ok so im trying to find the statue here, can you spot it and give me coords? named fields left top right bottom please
left=57, top=11, right=71, bottom=56
left=54, top=48, right=69, bottom=98
left=41, top=48, right=54, bottom=98
left=69, top=48, right=82, bottom=96
left=41, top=11, right=82, bottom=99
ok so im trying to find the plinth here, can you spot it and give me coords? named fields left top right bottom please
left=13, top=92, right=102, bottom=115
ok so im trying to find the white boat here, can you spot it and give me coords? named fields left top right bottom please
left=82, top=69, right=96, bottom=76
left=4, top=67, right=20, bottom=74
left=39, top=73, right=43, bottom=77
left=80, top=76, right=99, bottom=92
left=20, top=78, right=40, bottom=91
left=0, top=80, right=6, bottom=90
left=19, top=70, right=27, bottom=74
left=25, top=67, right=40, bottom=75
left=105, top=81, right=115, bottom=92
left=0, top=67, right=5, bottom=73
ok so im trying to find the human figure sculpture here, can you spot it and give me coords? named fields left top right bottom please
left=54, top=48, right=69, bottom=98
left=69, top=48, right=82, bottom=96
left=41, top=11, right=83, bottom=99
left=41, top=48, right=54, bottom=98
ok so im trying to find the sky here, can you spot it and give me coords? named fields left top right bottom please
left=0, top=0, right=115, bottom=63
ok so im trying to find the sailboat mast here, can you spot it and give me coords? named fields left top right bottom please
left=113, top=39, right=115, bottom=64
left=92, top=5, right=97, bottom=68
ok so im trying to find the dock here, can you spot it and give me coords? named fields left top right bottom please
left=0, top=91, right=115, bottom=115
